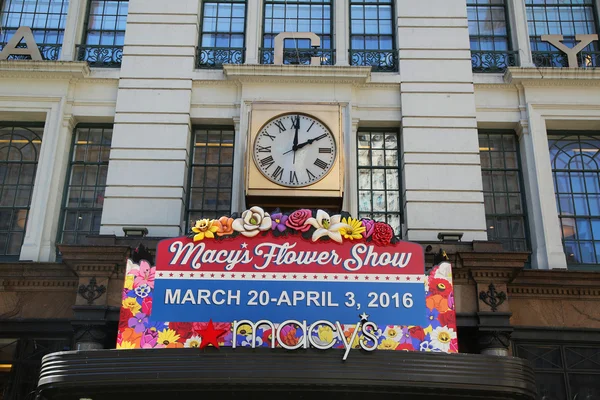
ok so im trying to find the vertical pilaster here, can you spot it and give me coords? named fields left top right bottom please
left=60, top=0, right=86, bottom=61
left=398, top=0, right=487, bottom=242
left=21, top=101, right=73, bottom=261
left=334, top=0, right=349, bottom=66
left=245, top=0, right=262, bottom=64
left=342, top=117, right=359, bottom=216
left=518, top=101, right=567, bottom=269
left=100, top=0, right=200, bottom=238
left=508, top=0, right=534, bottom=67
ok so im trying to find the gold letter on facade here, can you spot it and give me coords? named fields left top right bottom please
left=273, top=32, right=321, bottom=66
left=0, top=27, right=43, bottom=61
left=541, top=34, right=598, bottom=68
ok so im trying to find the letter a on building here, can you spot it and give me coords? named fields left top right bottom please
left=0, top=27, right=43, bottom=61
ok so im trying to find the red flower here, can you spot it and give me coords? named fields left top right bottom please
left=193, top=321, right=231, bottom=334
left=409, top=326, right=425, bottom=341
left=438, top=310, right=456, bottom=327
left=429, top=278, right=453, bottom=298
left=119, top=308, right=133, bottom=330
left=397, top=343, right=414, bottom=351
left=141, top=297, right=153, bottom=315
left=285, top=209, right=312, bottom=232
left=372, top=222, right=394, bottom=246
left=169, top=322, right=194, bottom=339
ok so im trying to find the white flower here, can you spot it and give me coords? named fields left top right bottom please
left=184, top=335, right=203, bottom=348
left=241, top=335, right=263, bottom=348
left=304, top=210, right=350, bottom=243
left=433, top=262, right=453, bottom=283
left=429, top=326, right=457, bottom=352
left=420, top=340, right=433, bottom=352
left=232, top=206, right=272, bottom=237
left=383, top=326, right=402, bottom=342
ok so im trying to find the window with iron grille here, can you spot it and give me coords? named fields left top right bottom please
left=261, top=0, right=333, bottom=65
left=197, top=0, right=246, bottom=69
left=514, top=342, right=600, bottom=400
left=549, top=133, right=600, bottom=268
left=58, top=125, right=112, bottom=245
left=357, top=129, right=402, bottom=236
left=186, top=127, right=234, bottom=227
left=0, top=124, right=43, bottom=258
left=479, top=132, right=529, bottom=252
left=526, top=0, right=600, bottom=67
left=77, top=0, right=128, bottom=67
left=349, top=0, right=397, bottom=72
left=468, top=0, right=517, bottom=73
left=0, top=0, right=69, bottom=60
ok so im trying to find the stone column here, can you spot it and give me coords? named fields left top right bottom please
left=334, top=0, right=349, bottom=66
left=100, top=0, right=200, bottom=238
left=60, top=0, right=86, bottom=62
left=397, top=0, right=487, bottom=242
left=507, top=0, right=535, bottom=68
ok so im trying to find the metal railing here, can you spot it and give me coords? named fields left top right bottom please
left=471, top=50, right=519, bottom=73
left=0, top=43, right=62, bottom=60
left=260, top=47, right=335, bottom=66
left=349, top=49, right=399, bottom=72
left=196, top=47, right=245, bottom=69
left=532, top=50, right=600, bottom=68
left=76, top=45, right=123, bottom=67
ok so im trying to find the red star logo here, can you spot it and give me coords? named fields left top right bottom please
left=406, top=276, right=410, bottom=281
left=386, top=276, right=390, bottom=281
left=198, top=319, right=227, bottom=349
left=417, top=276, right=421, bottom=281
left=159, top=273, right=163, bottom=277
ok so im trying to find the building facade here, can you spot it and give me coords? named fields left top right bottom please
left=0, top=0, right=599, bottom=399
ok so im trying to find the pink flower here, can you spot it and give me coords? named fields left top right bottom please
left=133, top=260, right=155, bottom=289
left=141, top=297, right=153, bottom=315
left=285, top=209, right=312, bottom=232
left=361, top=219, right=375, bottom=238
left=140, top=328, right=159, bottom=348
left=372, top=222, right=394, bottom=246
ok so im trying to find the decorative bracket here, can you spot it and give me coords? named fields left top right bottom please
left=479, top=283, right=507, bottom=312
left=78, top=277, right=106, bottom=305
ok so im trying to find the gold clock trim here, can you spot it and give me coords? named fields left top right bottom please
left=251, top=112, right=338, bottom=189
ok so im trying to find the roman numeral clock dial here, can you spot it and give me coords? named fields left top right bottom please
left=253, top=114, right=336, bottom=187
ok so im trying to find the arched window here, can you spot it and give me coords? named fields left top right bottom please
left=549, top=133, right=600, bottom=266
left=0, top=124, right=43, bottom=257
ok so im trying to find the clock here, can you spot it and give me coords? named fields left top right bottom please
left=252, top=113, right=337, bottom=188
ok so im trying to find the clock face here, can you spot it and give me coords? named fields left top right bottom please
left=253, top=113, right=336, bottom=187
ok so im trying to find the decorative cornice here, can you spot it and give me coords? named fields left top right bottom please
left=505, top=67, right=600, bottom=86
left=0, top=60, right=90, bottom=79
left=1, top=278, right=78, bottom=291
left=507, top=286, right=600, bottom=299
left=507, top=269, right=600, bottom=299
left=223, top=64, right=372, bottom=84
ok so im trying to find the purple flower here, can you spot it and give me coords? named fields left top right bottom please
left=128, top=312, right=148, bottom=333
left=399, top=327, right=411, bottom=344
left=140, top=328, right=159, bottom=348
left=271, top=213, right=289, bottom=232
left=426, top=308, right=441, bottom=329
left=361, top=219, right=375, bottom=238
left=448, top=292, right=455, bottom=309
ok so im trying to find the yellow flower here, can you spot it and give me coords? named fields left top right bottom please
left=378, top=339, right=399, bottom=350
left=192, top=219, right=219, bottom=241
left=124, top=274, right=134, bottom=290
left=236, top=323, right=253, bottom=335
left=157, top=329, right=181, bottom=347
left=117, top=340, right=137, bottom=350
left=318, top=325, right=334, bottom=343
left=122, top=297, right=141, bottom=315
left=387, top=328, right=398, bottom=339
left=339, top=217, right=366, bottom=240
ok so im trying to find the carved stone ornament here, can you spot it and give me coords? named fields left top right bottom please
left=78, top=277, right=107, bottom=305
left=477, top=330, right=512, bottom=354
left=479, top=282, right=507, bottom=312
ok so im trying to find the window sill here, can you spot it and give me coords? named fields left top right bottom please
left=0, top=60, right=90, bottom=79
left=223, top=64, right=372, bottom=84
left=504, top=67, right=600, bottom=85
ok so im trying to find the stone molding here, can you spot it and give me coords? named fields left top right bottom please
left=223, top=64, right=372, bottom=84
left=0, top=263, right=78, bottom=292
left=505, top=67, right=600, bottom=86
left=0, top=60, right=90, bottom=79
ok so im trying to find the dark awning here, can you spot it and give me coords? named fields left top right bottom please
left=38, top=348, right=536, bottom=400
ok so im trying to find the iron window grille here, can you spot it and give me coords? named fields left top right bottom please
left=57, top=125, right=112, bottom=245
left=0, top=0, right=69, bottom=60
left=526, top=0, right=600, bottom=68
left=468, top=0, right=518, bottom=73
left=186, top=127, right=235, bottom=229
left=261, top=0, right=334, bottom=66
left=0, top=124, right=43, bottom=259
left=549, top=132, right=600, bottom=269
left=479, top=132, right=529, bottom=252
left=514, top=342, right=600, bottom=400
left=357, top=129, right=402, bottom=236
left=77, top=0, right=127, bottom=67
left=349, top=0, right=398, bottom=72
left=197, top=0, right=246, bottom=69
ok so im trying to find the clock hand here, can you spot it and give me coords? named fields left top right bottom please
left=292, top=116, right=299, bottom=164
left=283, top=133, right=327, bottom=155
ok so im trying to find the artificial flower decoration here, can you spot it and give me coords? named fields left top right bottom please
left=215, top=216, right=234, bottom=236
left=122, top=297, right=141, bottom=315
left=361, top=218, right=375, bottom=238
left=117, top=340, right=137, bottom=350
left=192, top=218, right=219, bottom=241
left=133, top=260, right=155, bottom=289
left=270, top=212, right=289, bottom=232
left=184, top=335, right=203, bottom=348
left=429, top=326, right=457, bottom=352
left=285, top=209, right=312, bottom=232
left=339, top=217, right=366, bottom=240
left=305, top=210, right=350, bottom=243
left=157, top=328, right=182, bottom=348
left=232, top=206, right=272, bottom=237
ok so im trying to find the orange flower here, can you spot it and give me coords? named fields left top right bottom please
left=121, top=327, right=142, bottom=347
left=426, top=294, right=449, bottom=313
left=216, top=216, right=234, bottom=236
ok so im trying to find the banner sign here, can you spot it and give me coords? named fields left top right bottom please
left=117, top=207, right=457, bottom=359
